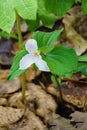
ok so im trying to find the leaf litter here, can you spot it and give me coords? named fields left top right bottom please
left=62, top=5, right=87, bottom=56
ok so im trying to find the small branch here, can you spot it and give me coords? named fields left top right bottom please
left=16, top=10, right=26, bottom=102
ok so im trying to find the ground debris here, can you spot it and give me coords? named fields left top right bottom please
left=47, top=82, right=87, bottom=108
left=27, top=83, right=57, bottom=122
left=70, top=111, right=87, bottom=130
left=0, top=106, right=24, bottom=127
left=0, top=78, right=21, bottom=96
left=8, top=109, right=45, bottom=130
left=62, top=6, right=87, bottom=56
left=48, top=116, right=77, bottom=130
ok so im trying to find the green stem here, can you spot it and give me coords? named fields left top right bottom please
left=53, top=74, right=63, bottom=102
left=16, top=11, right=26, bottom=102
left=16, top=10, right=22, bottom=48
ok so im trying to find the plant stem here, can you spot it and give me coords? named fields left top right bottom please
left=16, top=10, right=26, bottom=102
left=53, top=74, right=63, bottom=102
left=16, top=10, right=22, bottom=48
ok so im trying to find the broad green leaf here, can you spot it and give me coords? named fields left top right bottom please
left=44, top=46, right=78, bottom=76
left=0, top=0, right=16, bottom=33
left=26, top=0, right=56, bottom=31
left=8, top=69, right=26, bottom=80
left=26, top=16, right=40, bottom=31
left=39, top=46, right=54, bottom=54
left=33, top=29, right=63, bottom=48
left=37, top=0, right=56, bottom=28
left=78, top=55, right=87, bottom=62
left=38, top=11, right=56, bottom=28
left=82, top=0, right=87, bottom=14
left=14, top=0, right=37, bottom=20
left=8, top=50, right=28, bottom=80
left=44, top=0, right=74, bottom=18
left=0, top=31, right=17, bottom=39
left=0, top=0, right=37, bottom=33
left=78, top=55, right=87, bottom=76
left=78, top=63, right=87, bottom=76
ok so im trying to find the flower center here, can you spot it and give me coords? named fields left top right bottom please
left=34, top=51, right=40, bottom=57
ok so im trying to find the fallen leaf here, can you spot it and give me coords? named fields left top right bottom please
left=13, top=20, right=28, bottom=34
left=0, top=78, right=21, bottom=95
left=0, top=38, right=13, bottom=54
left=63, top=6, right=87, bottom=56
left=26, top=65, right=40, bottom=82
left=0, top=53, right=13, bottom=65
left=27, top=83, right=57, bottom=122
left=47, top=82, right=87, bottom=108
left=48, top=116, right=77, bottom=130
left=70, top=111, right=87, bottom=130
left=0, top=106, right=24, bottom=127
left=0, top=70, right=9, bottom=80
left=9, top=109, right=45, bottom=130
left=0, top=98, right=7, bottom=106
left=8, top=92, right=25, bottom=109
left=20, top=110, right=45, bottom=130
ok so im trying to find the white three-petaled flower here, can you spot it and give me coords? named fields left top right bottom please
left=19, top=39, right=50, bottom=72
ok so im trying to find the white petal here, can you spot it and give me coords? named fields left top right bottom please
left=25, top=39, right=38, bottom=53
left=35, top=58, right=50, bottom=72
left=19, top=54, right=34, bottom=70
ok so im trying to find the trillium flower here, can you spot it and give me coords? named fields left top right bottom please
left=19, top=39, right=50, bottom=72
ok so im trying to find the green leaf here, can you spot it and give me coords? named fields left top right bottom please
left=0, top=31, right=17, bottom=39
left=78, top=63, right=87, bottom=76
left=8, top=69, right=26, bottom=80
left=82, top=0, right=87, bottom=14
left=51, top=75, right=56, bottom=83
left=44, top=0, right=74, bottom=18
left=39, top=46, right=54, bottom=54
left=44, top=46, right=78, bottom=77
left=26, top=16, right=40, bottom=31
left=78, top=55, right=87, bottom=76
left=14, top=0, right=37, bottom=20
left=78, top=55, right=87, bottom=62
left=26, top=0, right=56, bottom=31
left=33, top=29, right=63, bottom=48
left=37, top=0, right=56, bottom=28
left=0, top=0, right=37, bottom=33
left=75, top=0, right=81, bottom=3
left=0, top=0, right=16, bottom=33
left=8, top=50, right=28, bottom=80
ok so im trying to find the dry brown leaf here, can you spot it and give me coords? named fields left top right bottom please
left=47, top=83, right=87, bottom=108
left=70, top=111, right=87, bottom=130
left=26, top=65, right=40, bottom=82
left=20, top=110, right=45, bottom=130
left=49, top=117, right=77, bottom=130
left=9, top=109, right=45, bottom=130
left=0, top=106, right=24, bottom=127
left=63, top=6, right=87, bottom=56
left=0, top=53, right=13, bottom=65
left=8, top=92, right=26, bottom=109
left=0, top=128, right=8, bottom=130
left=0, top=98, right=7, bottom=106
left=0, top=78, right=21, bottom=95
left=13, top=20, right=28, bottom=34
left=12, top=41, right=20, bottom=54
left=0, top=70, right=9, bottom=80
left=27, top=83, right=57, bottom=121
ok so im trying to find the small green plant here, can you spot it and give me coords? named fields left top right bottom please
left=0, top=0, right=87, bottom=102
left=8, top=30, right=78, bottom=101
